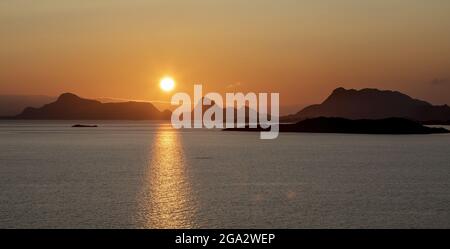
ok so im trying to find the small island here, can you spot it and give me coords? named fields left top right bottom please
left=72, top=124, right=98, bottom=128
left=224, top=117, right=450, bottom=134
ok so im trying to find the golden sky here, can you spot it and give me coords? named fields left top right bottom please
left=1, top=0, right=450, bottom=107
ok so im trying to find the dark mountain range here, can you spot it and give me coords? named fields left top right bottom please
left=282, top=87, right=450, bottom=123
left=225, top=117, right=449, bottom=134
left=14, top=93, right=171, bottom=120
left=191, top=98, right=264, bottom=124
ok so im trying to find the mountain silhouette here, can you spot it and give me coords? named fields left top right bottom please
left=14, top=93, right=171, bottom=120
left=282, top=87, right=450, bottom=123
left=225, top=117, right=449, bottom=134
left=191, top=97, right=262, bottom=124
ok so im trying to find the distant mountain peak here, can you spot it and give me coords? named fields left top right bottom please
left=331, top=87, right=347, bottom=94
left=325, top=87, right=428, bottom=106
left=57, top=92, right=81, bottom=101
left=330, top=87, right=404, bottom=97
left=56, top=93, right=87, bottom=102
left=282, top=87, right=450, bottom=122
left=14, top=93, right=171, bottom=120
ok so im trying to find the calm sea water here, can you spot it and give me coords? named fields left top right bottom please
left=0, top=120, right=449, bottom=228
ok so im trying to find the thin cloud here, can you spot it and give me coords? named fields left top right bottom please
left=226, top=82, right=242, bottom=89
left=430, top=78, right=449, bottom=85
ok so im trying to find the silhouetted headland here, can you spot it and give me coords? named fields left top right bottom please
left=13, top=93, right=171, bottom=120
left=224, top=117, right=449, bottom=134
left=282, top=87, right=450, bottom=124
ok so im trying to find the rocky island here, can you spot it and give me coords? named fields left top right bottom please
left=224, top=117, right=449, bottom=134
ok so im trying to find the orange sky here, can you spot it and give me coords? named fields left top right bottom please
left=1, top=0, right=450, bottom=109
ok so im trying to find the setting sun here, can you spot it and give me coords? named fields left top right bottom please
left=160, top=77, right=175, bottom=92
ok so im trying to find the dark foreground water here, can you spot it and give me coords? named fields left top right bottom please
left=0, top=121, right=449, bottom=228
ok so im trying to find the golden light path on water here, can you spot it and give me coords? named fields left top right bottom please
left=137, top=125, right=196, bottom=228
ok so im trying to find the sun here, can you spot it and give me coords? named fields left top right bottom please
left=160, top=76, right=175, bottom=92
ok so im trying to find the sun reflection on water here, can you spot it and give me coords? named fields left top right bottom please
left=137, top=126, right=196, bottom=228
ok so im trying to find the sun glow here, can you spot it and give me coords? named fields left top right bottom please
left=160, top=77, right=175, bottom=92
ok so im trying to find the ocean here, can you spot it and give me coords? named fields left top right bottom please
left=0, top=120, right=449, bottom=228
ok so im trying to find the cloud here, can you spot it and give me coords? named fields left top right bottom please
left=226, top=82, right=242, bottom=88
left=430, top=78, right=450, bottom=85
